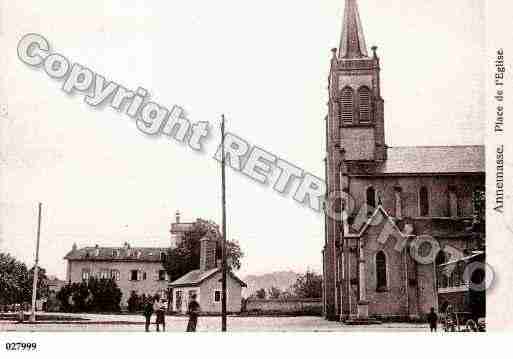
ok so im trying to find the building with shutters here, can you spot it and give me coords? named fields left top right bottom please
left=322, top=0, right=485, bottom=322
left=64, top=242, right=170, bottom=307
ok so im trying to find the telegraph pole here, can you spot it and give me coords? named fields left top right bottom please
left=30, top=202, right=42, bottom=323
left=220, top=115, right=228, bottom=332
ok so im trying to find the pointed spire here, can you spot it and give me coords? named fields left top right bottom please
left=339, top=0, right=368, bottom=59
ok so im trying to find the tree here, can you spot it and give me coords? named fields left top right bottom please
left=56, top=278, right=122, bottom=313
left=88, top=278, right=122, bottom=312
left=56, top=283, right=74, bottom=312
left=162, top=219, right=244, bottom=282
left=0, top=253, right=23, bottom=305
left=289, top=270, right=323, bottom=299
left=127, top=291, right=140, bottom=313
left=0, top=252, right=48, bottom=305
left=24, top=266, right=49, bottom=301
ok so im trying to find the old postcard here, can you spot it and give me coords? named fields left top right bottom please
left=1, top=0, right=512, bottom=357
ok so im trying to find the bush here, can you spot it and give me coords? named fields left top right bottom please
left=56, top=278, right=122, bottom=313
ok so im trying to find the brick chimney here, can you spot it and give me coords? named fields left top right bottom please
left=200, top=237, right=217, bottom=271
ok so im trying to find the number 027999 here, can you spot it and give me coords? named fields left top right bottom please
left=5, top=342, right=38, bottom=351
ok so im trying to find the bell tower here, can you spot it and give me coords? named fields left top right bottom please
left=329, top=0, right=385, bottom=163
left=323, top=0, right=385, bottom=321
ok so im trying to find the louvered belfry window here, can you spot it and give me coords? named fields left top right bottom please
left=339, top=87, right=354, bottom=124
left=358, top=87, right=371, bottom=123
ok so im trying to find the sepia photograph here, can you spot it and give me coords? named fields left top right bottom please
left=0, top=0, right=512, bottom=356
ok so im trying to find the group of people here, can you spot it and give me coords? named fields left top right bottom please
left=142, top=295, right=167, bottom=332
left=142, top=293, right=201, bottom=332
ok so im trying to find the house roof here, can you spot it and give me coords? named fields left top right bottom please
left=373, top=146, right=485, bottom=175
left=64, top=246, right=169, bottom=262
left=169, top=268, right=247, bottom=288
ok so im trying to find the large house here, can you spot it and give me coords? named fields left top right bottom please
left=64, top=242, right=170, bottom=307
left=322, top=0, right=485, bottom=321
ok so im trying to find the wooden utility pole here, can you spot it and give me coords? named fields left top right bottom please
left=30, top=202, right=42, bottom=323
left=220, top=115, right=228, bottom=332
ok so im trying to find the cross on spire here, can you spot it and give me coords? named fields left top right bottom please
left=339, top=0, right=369, bottom=59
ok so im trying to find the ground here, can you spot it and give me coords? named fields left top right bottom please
left=0, top=313, right=429, bottom=332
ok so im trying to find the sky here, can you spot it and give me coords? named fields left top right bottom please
left=0, top=0, right=484, bottom=280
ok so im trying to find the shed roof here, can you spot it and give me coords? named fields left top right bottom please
left=169, top=268, right=247, bottom=288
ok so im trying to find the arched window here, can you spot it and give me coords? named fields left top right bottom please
left=358, top=87, right=371, bottom=123
left=339, top=87, right=354, bottom=124
left=366, top=186, right=376, bottom=211
left=376, top=251, right=387, bottom=290
left=394, top=186, right=403, bottom=218
left=419, top=186, right=429, bottom=217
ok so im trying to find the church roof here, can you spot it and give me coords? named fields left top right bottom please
left=169, top=267, right=247, bottom=288
left=339, top=0, right=369, bottom=59
left=375, top=145, right=485, bottom=175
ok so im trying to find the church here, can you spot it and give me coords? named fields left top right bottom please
left=322, top=0, right=485, bottom=321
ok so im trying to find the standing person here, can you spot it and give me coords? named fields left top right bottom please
left=152, top=295, right=161, bottom=332
left=186, top=293, right=200, bottom=332
left=427, top=307, right=438, bottom=332
left=142, top=298, right=154, bottom=332
left=155, top=297, right=166, bottom=332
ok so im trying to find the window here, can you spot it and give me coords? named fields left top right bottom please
left=189, top=290, right=197, bottom=299
left=111, top=269, right=120, bottom=281
left=358, top=87, right=371, bottom=123
left=376, top=251, right=387, bottom=290
left=339, top=87, right=354, bottom=124
left=81, top=269, right=90, bottom=281
left=419, top=186, right=429, bottom=217
left=112, top=250, right=119, bottom=257
left=448, top=186, right=458, bottom=217
left=366, top=186, right=376, bottom=212
left=130, top=270, right=138, bottom=281
left=160, top=252, right=166, bottom=262
left=142, top=272, right=147, bottom=280
left=99, top=269, right=110, bottom=279
left=158, top=270, right=167, bottom=281
left=394, top=186, right=403, bottom=218
left=214, top=291, right=221, bottom=302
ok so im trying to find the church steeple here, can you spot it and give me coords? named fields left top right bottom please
left=327, top=0, right=385, bottom=162
left=339, top=0, right=368, bottom=59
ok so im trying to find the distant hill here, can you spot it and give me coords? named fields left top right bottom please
left=242, top=271, right=300, bottom=298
